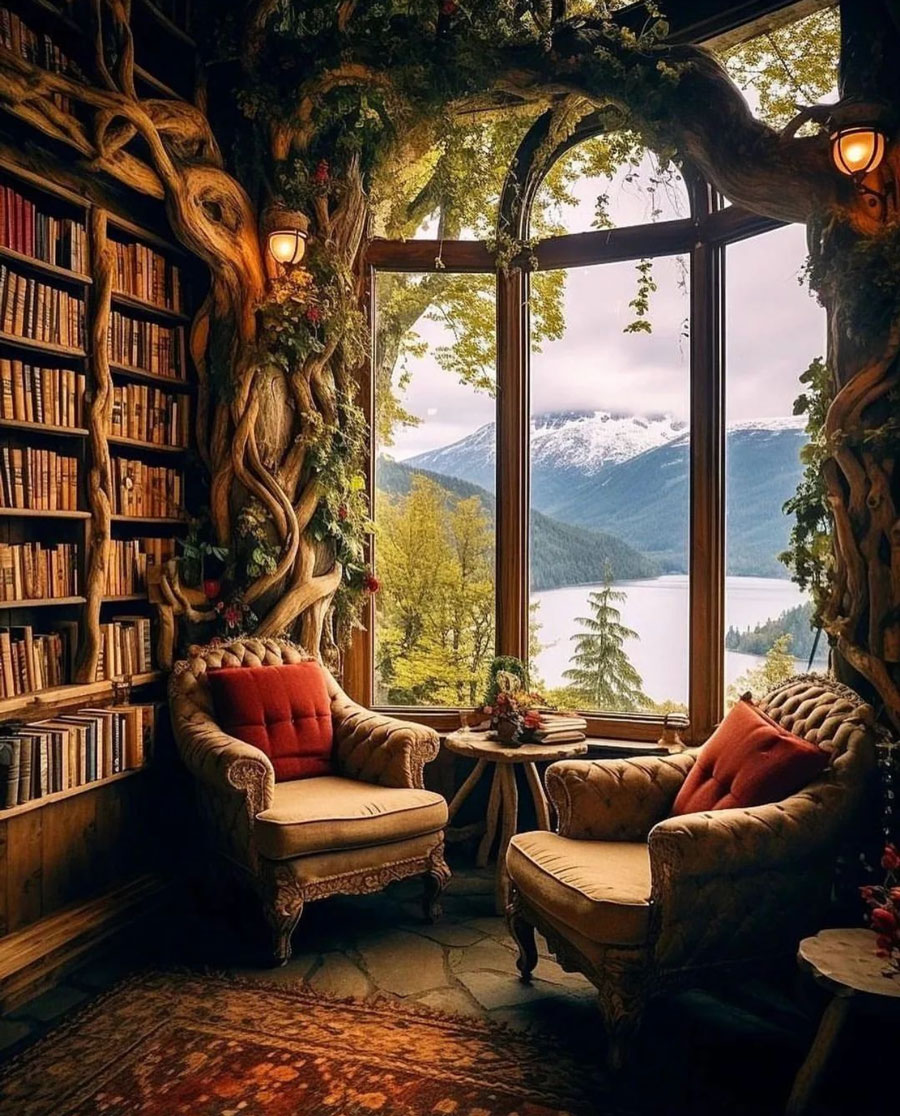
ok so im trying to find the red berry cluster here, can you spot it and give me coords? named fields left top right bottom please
left=861, top=843, right=900, bottom=970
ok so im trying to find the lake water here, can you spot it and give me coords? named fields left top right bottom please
left=531, top=575, right=823, bottom=704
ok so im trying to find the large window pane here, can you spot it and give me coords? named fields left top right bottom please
left=373, top=272, right=496, bottom=707
left=528, top=256, right=690, bottom=715
left=724, top=225, right=828, bottom=701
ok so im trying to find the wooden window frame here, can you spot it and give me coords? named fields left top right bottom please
left=351, top=201, right=782, bottom=743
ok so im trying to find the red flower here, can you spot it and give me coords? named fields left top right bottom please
left=337, top=504, right=348, bottom=521
left=523, top=710, right=542, bottom=730
left=440, top=0, right=458, bottom=13
left=313, top=159, right=330, bottom=185
left=871, top=907, right=899, bottom=934
left=881, top=844, right=900, bottom=872
left=364, top=573, right=380, bottom=593
left=861, top=886, right=876, bottom=901
left=305, top=305, right=323, bottom=325
left=225, top=605, right=241, bottom=626
left=203, top=578, right=221, bottom=600
left=890, top=887, right=900, bottom=903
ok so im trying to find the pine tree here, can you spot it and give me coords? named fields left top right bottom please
left=563, top=562, right=649, bottom=711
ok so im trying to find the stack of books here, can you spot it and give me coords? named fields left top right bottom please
left=0, top=183, right=87, bottom=272
left=0, top=446, right=79, bottom=510
left=111, top=239, right=182, bottom=311
left=0, top=623, right=76, bottom=696
left=106, top=538, right=174, bottom=596
left=110, top=382, right=189, bottom=446
left=531, top=714, right=588, bottom=745
left=0, top=541, right=79, bottom=601
left=0, top=265, right=84, bottom=347
left=0, top=359, right=85, bottom=426
left=0, top=704, right=156, bottom=808
left=0, top=10, right=82, bottom=112
left=110, top=458, right=182, bottom=517
left=95, top=617, right=152, bottom=679
left=107, top=310, right=185, bottom=378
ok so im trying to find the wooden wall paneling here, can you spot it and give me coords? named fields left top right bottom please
left=5, top=809, right=42, bottom=933
left=40, top=792, right=97, bottom=914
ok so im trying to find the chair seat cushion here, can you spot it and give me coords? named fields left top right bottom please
left=208, top=661, right=333, bottom=782
left=672, top=697, right=829, bottom=815
left=255, top=775, right=448, bottom=860
left=507, top=831, right=651, bottom=946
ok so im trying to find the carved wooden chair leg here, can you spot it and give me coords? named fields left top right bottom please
left=422, top=843, right=452, bottom=922
left=597, top=980, right=645, bottom=1073
left=261, top=865, right=306, bottom=966
left=506, top=892, right=538, bottom=982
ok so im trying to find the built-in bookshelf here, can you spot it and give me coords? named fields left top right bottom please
left=0, top=0, right=202, bottom=1007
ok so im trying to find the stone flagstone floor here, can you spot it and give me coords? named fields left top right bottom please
left=1, top=861, right=895, bottom=1114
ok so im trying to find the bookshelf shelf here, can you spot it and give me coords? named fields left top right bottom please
left=0, top=153, right=88, bottom=211
left=0, top=331, right=85, bottom=359
left=0, top=595, right=85, bottom=608
left=110, top=289, right=188, bottom=323
left=0, top=766, right=147, bottom=820
left=102, top=594, right=148, bottom=603
left=108, top=435, right=187, bottom=455
left=0, top=669, right=163, bottom=721
left=0, top=244, right=91, bottom=287
left=110, top=514, right=187, bottom=525
left=106, top=213, right=186, bottom=261
left=109, top=361, right=192, bottom=392
left=0, top=418, right=88, bottom=438
left=0, top=507, right=89, bottom=519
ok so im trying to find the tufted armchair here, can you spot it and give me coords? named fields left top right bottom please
left=170, top=637, right=450, bottom=964
left=505, top=674, right=879, bottom=1069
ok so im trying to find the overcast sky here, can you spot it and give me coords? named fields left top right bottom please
left=383, top=152, right=826, bottom=461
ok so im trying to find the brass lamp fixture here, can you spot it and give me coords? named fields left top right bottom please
left=268, top=227, right=308, bottom=266
left=826, top=100, right=894, bottom=213
left=831, top=123, right=887, bottom=181
left=262, top=207, right=310, bottom=274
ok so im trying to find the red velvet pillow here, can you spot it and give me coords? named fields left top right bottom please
left=671, top=698, right=828, bottom=815
left=208, top=661, right=334, bottom=782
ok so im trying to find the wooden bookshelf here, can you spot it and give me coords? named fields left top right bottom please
left=108, top=435, right=187, bottom=455
left=0, top=331, right=85, bottom=359
left=0, top=507, right=90, bottom=519
left=0, top=418, right=88, bottom=437
left=109, top=361, right=192, bottom=392
left=0, top=766, right=146, bottom=820
left=111, top=289, right=189, bottom=323
left=0, top=595, right=85, bottom=608
left=0, top=243, right=91, bottom=286
left=0, top=669, right=163, bottom=721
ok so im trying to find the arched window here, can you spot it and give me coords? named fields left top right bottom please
left=360, top=7, right=834, bottom=743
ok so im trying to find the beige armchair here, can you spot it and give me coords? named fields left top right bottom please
left=169, top=637, right=450, bottom=964
left=506, top=674, right=879, bottom=1069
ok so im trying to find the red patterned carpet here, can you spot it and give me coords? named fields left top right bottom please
left=0, top=971, right=608, bottom=1115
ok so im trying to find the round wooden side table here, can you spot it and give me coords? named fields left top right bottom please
left=786, top=928, right=900, bottom=1115
left=443, top=731, right=588, bottom=914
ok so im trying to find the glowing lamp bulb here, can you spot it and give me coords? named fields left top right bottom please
left=268, top=228, right=307, bottom=266
left=831, top=126, right=886, bottom=179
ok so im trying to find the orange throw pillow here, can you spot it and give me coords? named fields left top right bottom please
left=671, top=697, right=828, bottom=815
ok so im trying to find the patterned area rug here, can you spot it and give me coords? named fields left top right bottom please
left=0, top=971, right=608, bottom=1115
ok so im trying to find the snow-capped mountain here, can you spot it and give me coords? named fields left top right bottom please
left=401, top=410, right=808, bottom=577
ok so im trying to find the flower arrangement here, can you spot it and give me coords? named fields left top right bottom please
left=474, top=665, right=547, bottom=747
left=860, top=842, right=900, bottom=976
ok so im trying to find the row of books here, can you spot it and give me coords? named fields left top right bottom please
left=0, top=704, right=155, bottom=808
left=106, top=537, right=175, bottom=597
left=0, top=624, right=75, bottom=697
left=0, top=183, right=88, bottom=273
left=112, top=238, right=182, bottom=312
left=110, top=382, right=189, bottom=447
left=0, top=541, right=78, bottom=602
left=108, top=310, right=185, bottom=379
left=0, top=10, right=81, bottom=113
left=111, top=458, right=182, bottom=518
left=0, top=359, right=85, bottom=427
left=0, top=265, right=84, bottom=348
left=95, top=617, right=152, bottom=680
left=0, top=446, right=79, bottom=511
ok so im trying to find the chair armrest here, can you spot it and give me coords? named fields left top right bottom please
left=648, top=781, right=846, bottom=880
left=545, top=752, right=696, bottom=840
left=331, top=694, right=440, bottom=789
left=646, top=781, right=855, bottom=971
left=176, top=714, right=275, bottom=808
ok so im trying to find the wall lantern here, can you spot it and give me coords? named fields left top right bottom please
left=267, top=227, right=308, bottom=266
left=831, top=124, right=887, bottom=180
